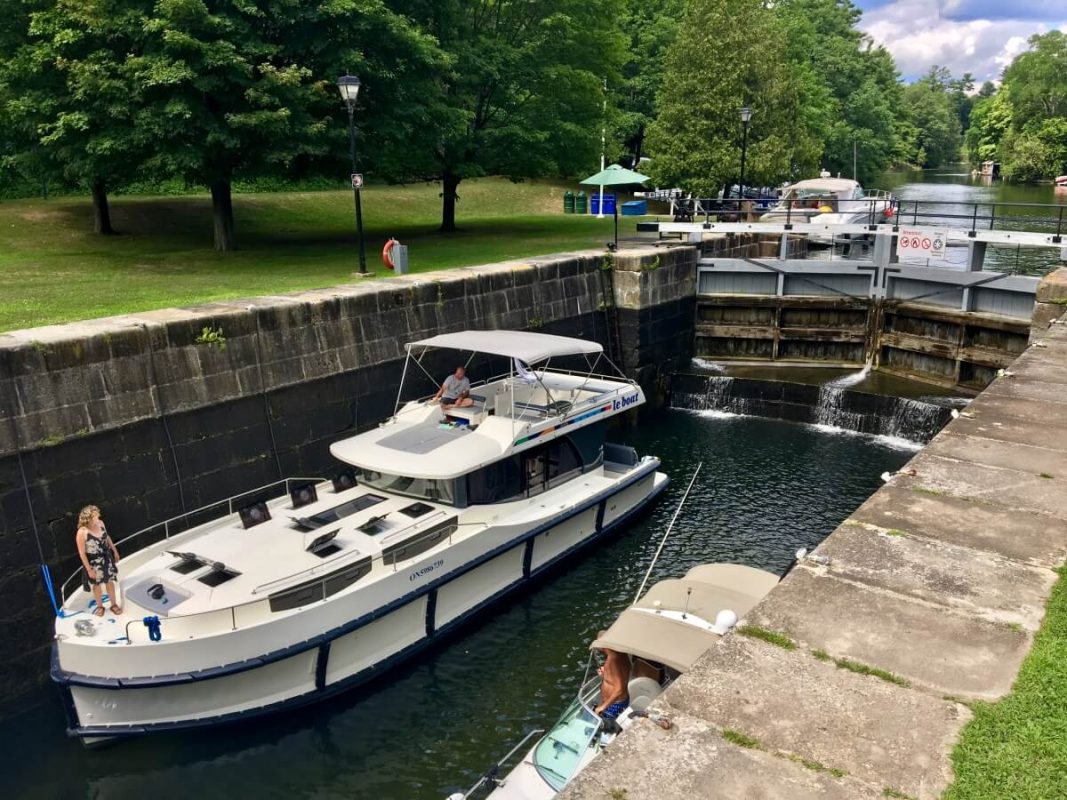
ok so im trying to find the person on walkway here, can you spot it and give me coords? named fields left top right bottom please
left=75, top=505, right=122, bottom=616
left=594, top=639, right=631, bottom=720
left=433, top=366, right=473, bottom=410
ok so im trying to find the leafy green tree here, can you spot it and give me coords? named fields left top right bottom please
left=614, top=0, right=684, bottom=168
left=1, top=0, right=141, bottom=229
left=777, top=0, right=900, bottom=184
left=1001, top=31, right=1067, bottom=130
left=647, top=0, right=817, bottom=196
left=126, top=0, right=442, bottom=250
left=964, top=88, right=1011, bottom=167
left=899, top=73, right=960, bottom=168
left=393, top=0, right=627, bottom=232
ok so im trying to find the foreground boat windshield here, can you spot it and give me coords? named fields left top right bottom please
left=533, top=679, right=601, bottom=791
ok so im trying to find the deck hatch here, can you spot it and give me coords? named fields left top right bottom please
left=198, top=566, right=241, bottom=587
left=292, top=493, right=387, bottom=530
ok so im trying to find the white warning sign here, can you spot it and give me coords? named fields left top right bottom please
left=898, top=227, right=947, bottom=259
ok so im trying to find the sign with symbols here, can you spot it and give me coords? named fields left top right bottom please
left=897, top=227, right=947, bottom=259
left=351, top=173, right=364, bottom=189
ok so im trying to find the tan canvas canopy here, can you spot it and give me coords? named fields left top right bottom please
left=591, top=564, right=779, bottom=673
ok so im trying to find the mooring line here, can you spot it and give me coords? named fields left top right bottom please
left=634, top=461, right=703, bottom=603
left=141, top=323, right=188, bottom=514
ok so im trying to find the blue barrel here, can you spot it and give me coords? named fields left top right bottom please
left=621, top=200, right=647, bottom=216
left=590, top=193, right=617, bottom=215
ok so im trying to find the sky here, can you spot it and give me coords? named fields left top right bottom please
left=854, top=0, right=1067, bottom=84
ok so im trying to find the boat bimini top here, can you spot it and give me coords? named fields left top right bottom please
left=407, top=330, right=603, bottom=363
left=329, top=330, right=642, bottom=482
left=591, top=563, right=780, bottom=673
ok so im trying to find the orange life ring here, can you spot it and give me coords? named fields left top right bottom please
left=382, top=238, right=398, bottom=270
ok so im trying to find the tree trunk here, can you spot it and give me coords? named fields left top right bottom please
left=92, top=179, right=115, bottom=235
left=211, top=179, right=236, bottom=252
left=440, top=171, right=461, bottom=233
left=631, top=124, right=646, bottom=168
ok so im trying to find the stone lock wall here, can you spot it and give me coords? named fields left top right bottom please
left=0, top=247, right=695, bottom=709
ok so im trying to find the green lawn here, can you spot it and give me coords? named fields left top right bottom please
left=0, top=177, right=646, bottom=332
left=945, top=566, right=1067, bottom=800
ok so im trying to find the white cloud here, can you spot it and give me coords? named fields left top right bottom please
left=859, top=0, right=1066, bottom=82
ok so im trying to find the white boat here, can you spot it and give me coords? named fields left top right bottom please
left=456, top=561, right=785, bottom=799
left=51, top=330, right=668, bottom=744
left=1055, top=175, right=1067, bottom=193
left=760, top=176, right=894, bottom=244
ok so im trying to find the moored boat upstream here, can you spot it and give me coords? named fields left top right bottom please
left=51, top=330, right=667, bottom=744
left=760, top=175, right=894, bottom=244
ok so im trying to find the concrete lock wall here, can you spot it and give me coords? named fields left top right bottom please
left=0, top=246, right=695, bottom=709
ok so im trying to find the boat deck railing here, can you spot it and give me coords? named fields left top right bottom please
left=92, top=518, right=489, bottom=645
left=59, top=477, right=326, bottom=604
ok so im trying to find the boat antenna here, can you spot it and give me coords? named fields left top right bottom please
left=633, top=462, right=702, bottom=603
left=682, top=586, right=692, bottom=619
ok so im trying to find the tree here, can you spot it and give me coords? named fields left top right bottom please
left=647, top=0, right=817, bottom=195
left=1001, top=31, right=1067, bottom=129
left=1, top=0, right=143, bottom=232
left=387, top=0, right=626, bottom=232
left=777, top=0, right=901, bottom=183
left=898, top=72, right=960, bottom=168
left=613, top=0, right=684, bottom=168
left=125, top=0, right=442, bottom=250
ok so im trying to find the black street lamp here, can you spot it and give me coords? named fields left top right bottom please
left=738, top=106, right=753, bottom=207
left=338, top=75, right=367, bottom=275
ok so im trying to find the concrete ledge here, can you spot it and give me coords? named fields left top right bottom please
left=657, top=635, right=967, bottom=798
left=561, top=708, right=886, bottom=800
left=746, top=568, right=1030, bottom=700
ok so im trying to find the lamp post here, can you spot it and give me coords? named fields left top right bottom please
left=738, top=106, right=752, bottom=208
left=338, top=75, right=367, bottom=275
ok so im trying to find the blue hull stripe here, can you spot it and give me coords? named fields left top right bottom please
left=53, top=460, right=658, bottom=691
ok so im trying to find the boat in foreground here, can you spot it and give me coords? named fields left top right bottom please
left=454, top=560, right=786, bottom=799
left=51, top=330, right=667, bottom=743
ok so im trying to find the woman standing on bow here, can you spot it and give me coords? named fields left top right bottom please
left=75, top=505, right=122, bottom=616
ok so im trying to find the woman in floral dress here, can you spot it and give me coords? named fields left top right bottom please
left=75, top=505, right=122, bottom=616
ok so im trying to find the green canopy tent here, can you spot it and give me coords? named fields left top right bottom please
left=580, top=164, right=650, bottom=249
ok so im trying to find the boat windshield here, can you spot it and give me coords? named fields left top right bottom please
left=532, top=685, right=601, bottom=791
left=356, top=469, right=456, bottom=504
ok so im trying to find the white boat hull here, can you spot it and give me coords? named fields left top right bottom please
left=55, top=465, right=667, bottom=742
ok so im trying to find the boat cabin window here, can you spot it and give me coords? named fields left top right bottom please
left=466, top=434, right=593, bottom=505
left=356, top=470, right=456, bottom=505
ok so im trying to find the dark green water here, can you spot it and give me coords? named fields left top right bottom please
left=9, top=411, right=913, bottom=800
left=875, top=166, right=1066, bottom=276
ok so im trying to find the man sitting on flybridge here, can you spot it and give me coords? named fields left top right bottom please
left=433, top=366, right=474, bottom=410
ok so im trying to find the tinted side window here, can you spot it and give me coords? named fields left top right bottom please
left=547, top=438, right=583, bottom=488
left=467, top=456, right=524, bottom=504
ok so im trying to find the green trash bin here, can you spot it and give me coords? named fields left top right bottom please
left=563, top=191, right=575, bottom=214
left=575, top=191, right=587, bottom=214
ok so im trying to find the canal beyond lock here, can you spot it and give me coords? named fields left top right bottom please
left=9, top=409, right=915, bottom=800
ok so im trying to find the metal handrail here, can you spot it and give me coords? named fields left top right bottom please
left=893, top=199, right=1067, bottom=236
left=79, top=518, right=491, bottom=645
left=59, top=477, right=326, bottom=603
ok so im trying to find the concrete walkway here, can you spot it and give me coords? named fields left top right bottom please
left=561, top=272, right=1067, bottom=800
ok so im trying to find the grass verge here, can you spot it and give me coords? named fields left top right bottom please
left=0, top=177, right=649, bottom=332
left=944, top=566, right=1067, bottom=800
left=737, top=626, right=798, bottom=651
left=811, top=649, right=910, bottom=687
